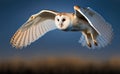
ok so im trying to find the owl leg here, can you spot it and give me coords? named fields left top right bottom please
left=82, top=32, right=91, bottom=47
left=90, top=33, right=98, bottom=46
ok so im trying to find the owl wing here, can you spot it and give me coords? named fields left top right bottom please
left=74, top=6, right=113, bottom=48
left=11, top=10, right=58, bottom=49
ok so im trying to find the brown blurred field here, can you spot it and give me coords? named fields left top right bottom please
left=0, top=57, right=120, bottom=74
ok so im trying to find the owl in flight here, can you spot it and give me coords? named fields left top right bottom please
left=10, top=5, right=113, bottom=49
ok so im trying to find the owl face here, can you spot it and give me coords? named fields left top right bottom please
left=55, top=14, right=71, bottom=30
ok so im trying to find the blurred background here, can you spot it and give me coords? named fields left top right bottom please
left=0, top=0, right=120, bottom=73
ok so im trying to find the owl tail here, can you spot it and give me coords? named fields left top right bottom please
left=78, top=35, right=104, bottom=49
left=79, top=35, right=87, bottom=48
left=78, top=35, right=96, bottom=49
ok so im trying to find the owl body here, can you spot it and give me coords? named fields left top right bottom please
left=10, top=6, right=113, bottom=49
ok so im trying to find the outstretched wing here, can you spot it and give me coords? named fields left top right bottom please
left=75, top=6, right=113, bottom=48
left=11, top=10, right=58, bottom=48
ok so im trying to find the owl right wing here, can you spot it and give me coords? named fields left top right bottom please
left=74, top=6, right=113, bottom=48
left=10, top=10, right=58, bottom=49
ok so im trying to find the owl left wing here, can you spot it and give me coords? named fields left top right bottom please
left=11, top=10, right=58, bottom=49
left=74, top=6, right=113, bottom=47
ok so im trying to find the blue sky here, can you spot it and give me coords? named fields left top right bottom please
left=0, top=0, right=120, bottom=60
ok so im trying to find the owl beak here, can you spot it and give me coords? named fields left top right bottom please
left=60, top=24, right=63, bottom=27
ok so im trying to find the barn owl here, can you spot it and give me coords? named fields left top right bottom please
left=10, top=5, right=113, bottom=49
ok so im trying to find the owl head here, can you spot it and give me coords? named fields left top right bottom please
left=55, top=13, right=71, bottom=31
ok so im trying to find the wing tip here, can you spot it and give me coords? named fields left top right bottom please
left=74, top=5, right=80, bottom=11
left=10, top=30, right=28, bottom=49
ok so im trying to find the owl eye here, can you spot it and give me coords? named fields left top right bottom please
left=62, top=18, right=66, bottom=22
left=57, top=19, right=59, bottom=21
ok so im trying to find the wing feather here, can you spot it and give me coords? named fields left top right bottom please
left=24, top=29, right=29, bottom=47
left=35, top=25, right=39, bottom=39
left=15, top=32, right=23, bottom=48
left=12, top=31, right=21, bottom=47
left=32, top=26, right=36, bottom=42
left=29, top=27, right=33, bottom=45
left=19, top=31, right=26, bottom=48
left=11, top=10, right=57, bottom=48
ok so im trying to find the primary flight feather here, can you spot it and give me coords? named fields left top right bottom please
left=10, top=5, right=113, bottom=49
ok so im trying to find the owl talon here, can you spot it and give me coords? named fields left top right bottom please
left=87, top=43, right=91, bottom=47
left=94, top=41, right=98, bottom=46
